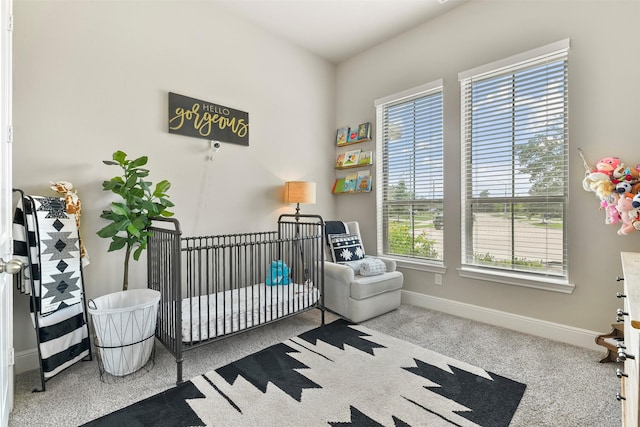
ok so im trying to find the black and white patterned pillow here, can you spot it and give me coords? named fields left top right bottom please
left=328, top=233, right=365, bottom=263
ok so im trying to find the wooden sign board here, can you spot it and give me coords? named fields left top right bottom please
left=168, top=92, right=249, bottom=146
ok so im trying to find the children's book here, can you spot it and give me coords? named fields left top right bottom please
left=342, top=149, right=360, bottom=167
left=336, top=127, right=349, bottom=146
left=356, top=170, right=372, bottom=192
left=358, top=122, right=371, bottom=140
left=335, top=153, right=345, bottom=168
left=347, top=128, right=360, bottom=142
left=358, top=151, right=373, bottom=165
left=343, top=172, right=358, bottom=192
left=332, top=178, right=345, bottom=194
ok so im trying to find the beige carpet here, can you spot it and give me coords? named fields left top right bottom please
left=9, top=304, right=620, bottom=426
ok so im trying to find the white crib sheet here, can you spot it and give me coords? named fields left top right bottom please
left=181, top=283, right=319, bottom=342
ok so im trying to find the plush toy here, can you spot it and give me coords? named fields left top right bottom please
left=266, top=260, right=290, bottom=286
left=630, top=194, right=640, bottom=232
left=602, top=196, right=621, bottom=225
left=616, top=193, right=640, bottom=235
left=583, top=172, right=615, bottom=199
left=616, top=181, right=634, bottom=194
left=595, top=156, right=621, bottom=177
left=612, top=164, right=640, bottom=184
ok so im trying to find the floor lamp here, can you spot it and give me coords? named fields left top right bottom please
left=284, top=181, right=316, bottom=283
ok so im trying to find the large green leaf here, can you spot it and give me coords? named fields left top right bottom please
left=129, top=156, right=148, bottom=168
left=133, top=245, right=145, bottom=261
left=110, top=202, right=129, bottom=217
left=108, top=238, right=127, bottom=252
left=125, top=174, right=139, bottom=189
left=154, top=180, right=171, bottom=196
left=159, top=198, right=175, bottom=208
left=113, top=150, right=127, bottom=164
left=97, top=221, right=124, bottom=238
left=127, top=223, right=141, bottom=238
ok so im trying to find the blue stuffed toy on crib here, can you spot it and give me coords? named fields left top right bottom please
left=266, top=260, right=290, bottom=286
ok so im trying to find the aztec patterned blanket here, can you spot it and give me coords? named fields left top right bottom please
left=13, top=195, right=90, bottom=380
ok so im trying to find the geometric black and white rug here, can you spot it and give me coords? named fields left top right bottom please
left=83, top=319, right=526, bottom=426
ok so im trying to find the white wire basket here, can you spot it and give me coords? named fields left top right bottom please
left=88, top=289, right=160, bottom=377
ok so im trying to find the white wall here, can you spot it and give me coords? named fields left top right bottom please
left=12, top=0, right=336, bottom=363
left=335, top=0, right=640, bottom=333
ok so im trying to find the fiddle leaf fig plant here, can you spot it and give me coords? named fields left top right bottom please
left=97, top=150, right=174, bottom=291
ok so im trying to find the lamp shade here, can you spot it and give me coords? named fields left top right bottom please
left=284, top=181, right=316, bottom=204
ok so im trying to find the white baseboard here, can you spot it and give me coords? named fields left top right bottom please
left=15, top=348, right=40, bottom=375
left=401, top=290, right=603, bottom=352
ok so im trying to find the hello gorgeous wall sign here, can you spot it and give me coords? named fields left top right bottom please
left=168, top=92, right=249, bottom=146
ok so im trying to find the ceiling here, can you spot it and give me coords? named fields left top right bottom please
left=215, top=0, right=469, bottom=63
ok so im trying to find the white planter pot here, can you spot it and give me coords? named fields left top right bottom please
left=88, top=289, right=160, bottom=377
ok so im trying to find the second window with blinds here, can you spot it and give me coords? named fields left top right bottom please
left=459, top=39, right=570, bottom=288
left=375, top=79, right=444, bottom=265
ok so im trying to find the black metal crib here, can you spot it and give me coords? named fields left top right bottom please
left=146, top=214, right=325, bottom=384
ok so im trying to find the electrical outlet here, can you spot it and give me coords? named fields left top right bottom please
left=435, top=274, right=443, bottom=286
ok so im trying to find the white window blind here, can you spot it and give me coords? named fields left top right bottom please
left=459, top=40, right=569, bottom=280
left=375, top=80, right=444, bottom=262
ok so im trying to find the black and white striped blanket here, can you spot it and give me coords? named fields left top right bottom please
left=13, top=195, right=90, bottom=380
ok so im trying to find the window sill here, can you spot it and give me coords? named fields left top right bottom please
left=383, top=256, right=447, bottom=274
left=457, top=266, right=575, bottom=294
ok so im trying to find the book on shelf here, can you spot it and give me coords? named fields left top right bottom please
left=332, top=177, right=346, bottom=194
left=347, top=128, right=360, bottom=142
left=336, top=127, right=349, bottom=146
left=343, top=172, right=358, bottom=192
left=342, top=149, right=361, bottom=167
left=356, top=170, right=372, bottom=192
left=335, top=153, right=345, bottom=168
left=358, top=122, right=371, bottom=140
left=358, top=150, right=372, bottom=165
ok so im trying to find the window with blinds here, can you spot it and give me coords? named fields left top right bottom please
left=459, top=40, right=569, bottom=280
left=375, top=79, right=444, bottom=263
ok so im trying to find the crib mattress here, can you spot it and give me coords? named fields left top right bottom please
left=181, top=283, right=319, bottom=343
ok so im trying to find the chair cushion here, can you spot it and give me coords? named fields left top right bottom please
left=350, top=271, right=403, bottom=300
left=328, top=233, right=365, bottom=262
left=359, top=258, right=386, bottom=276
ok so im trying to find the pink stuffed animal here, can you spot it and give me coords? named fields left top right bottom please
left=602, top=196, right=621, bottom=225
left=596, top=157, right=621, bottom=177
left=617, top=193, right=640, bottom=235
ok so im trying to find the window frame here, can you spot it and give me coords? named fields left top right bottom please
left=458, top=39, right=574, bottom=293
left=374, top=79, right=445, bottom=272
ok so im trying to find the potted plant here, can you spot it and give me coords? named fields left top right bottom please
left=90, top=150, right=174, bottom=377
left=97, top=150, right=174, bottom=291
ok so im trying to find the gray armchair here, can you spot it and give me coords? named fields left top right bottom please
left=324, top=221, right=403, bottom=322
